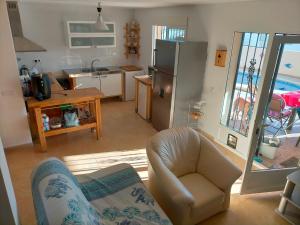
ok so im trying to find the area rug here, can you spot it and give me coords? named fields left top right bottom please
left=280, top=157, right=300, bottom=168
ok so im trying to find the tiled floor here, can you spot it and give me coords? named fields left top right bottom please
left=5, top=100, right=288, bottom=225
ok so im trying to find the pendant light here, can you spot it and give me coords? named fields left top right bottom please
left=95, top=1, right=108, bottom=31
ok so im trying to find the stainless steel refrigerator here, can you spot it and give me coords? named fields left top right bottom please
left=152, top=39, right=208, bottom=131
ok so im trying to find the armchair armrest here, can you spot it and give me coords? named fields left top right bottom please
left=197, top=134, right=242, bottom=191
left=147, top=148, right=195, bottom=207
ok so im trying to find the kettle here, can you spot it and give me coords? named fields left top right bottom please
left=31, top=74, right=51, bottom=101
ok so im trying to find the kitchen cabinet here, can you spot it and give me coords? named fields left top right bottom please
left=74, top=73, right=122, bottom=98
left=124, top=70, right=144, bottom=101
left=134, top=75, right=152, bottom=120
left=75, top=76, right=101, bottom=90
left=66, top=21, right=116, bottom=48
left=100, top=73, right=122, bottom=97
left=138, top=83, right=148, bottom=119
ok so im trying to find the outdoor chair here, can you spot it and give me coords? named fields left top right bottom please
left=267, top=93, right=293, bottom=137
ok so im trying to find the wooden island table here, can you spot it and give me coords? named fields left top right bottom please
left=27, top=87, right=102, bottom=152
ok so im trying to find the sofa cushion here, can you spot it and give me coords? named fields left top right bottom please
left=179, top=173, right=225, bottom=209
left=148, top=127, right=201, bottom=177
left=31, top=158, right=101, bottom=225
left=77, top=163, right=173, bottom=225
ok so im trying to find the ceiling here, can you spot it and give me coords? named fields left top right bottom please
left=18, top=0, right=265, bottom=8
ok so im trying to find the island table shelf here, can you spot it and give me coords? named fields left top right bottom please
left=27, top=88, right=102, bottom=152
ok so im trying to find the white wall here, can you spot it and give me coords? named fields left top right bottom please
left=16, top=2, right=135, bottom=74
left=134, top=5, right=200, bottom=68
left=135, top=0, right=300, bottom=157
left=0, top=0, right=32, bottom=148
left=192, top=0, right=300, bottom=156
left=279, top=51, right=300, bottom=77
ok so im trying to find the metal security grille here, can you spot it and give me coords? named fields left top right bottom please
left=228, top=32, right=269, bottom=136
left=153, top=25, right=186, bottom=41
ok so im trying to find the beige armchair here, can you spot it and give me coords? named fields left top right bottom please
left=146, top=127, right=242, bottom=225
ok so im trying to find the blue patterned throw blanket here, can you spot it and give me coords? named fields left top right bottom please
left=31, top=158, right=172, bottom=225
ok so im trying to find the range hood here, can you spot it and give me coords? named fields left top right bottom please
left=7, top=1, right=46, bottom=52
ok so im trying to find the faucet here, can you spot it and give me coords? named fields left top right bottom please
left=91, top=58, right=100, bottom=72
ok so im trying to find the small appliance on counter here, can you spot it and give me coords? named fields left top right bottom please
left=19, top=65, right=30, bottom=76
left=19, top=74, right=31, bottom=97
left=31, top=73, right=51, bottom=101
left=19, top=65, right=32, bottom=97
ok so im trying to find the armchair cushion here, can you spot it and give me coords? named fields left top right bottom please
left=149, top=128, right=200, bottom=177
left=197, top=134, right=242, bottom=191
left=179, top=173, right=225, bottom=208
left=147, top=145, right=195, bottom=206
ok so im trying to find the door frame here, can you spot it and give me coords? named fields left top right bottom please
left=241, top=34, right=300, bottom=194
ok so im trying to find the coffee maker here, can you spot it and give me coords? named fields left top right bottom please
left=31, top=74, right=51, bottom=101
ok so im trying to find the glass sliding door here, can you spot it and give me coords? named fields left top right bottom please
left=241, top=34, right=300, bottom=194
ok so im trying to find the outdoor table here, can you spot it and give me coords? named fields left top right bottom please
left=281, top=91, right=300, bottom=107
left=281, top=91, right=300, bottom=131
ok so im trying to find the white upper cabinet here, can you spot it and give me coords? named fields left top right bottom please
left=66, top=21, right=116, bottom=48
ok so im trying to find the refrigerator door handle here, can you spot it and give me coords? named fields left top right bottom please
left=159, top=88, right=164, bottom=98
left=151, top=67, right=158, bottom=90
left=153, top=48, right=158, bottom=67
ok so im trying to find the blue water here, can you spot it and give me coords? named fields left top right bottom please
left=236, top=72, right=300, bottom=92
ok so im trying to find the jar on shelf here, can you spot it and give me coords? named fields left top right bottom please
left=42, top=114, right=50, bottom=131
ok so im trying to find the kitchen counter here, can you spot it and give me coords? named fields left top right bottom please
left=120, top=65, right=143, bottom=72
left=63, top=66, right=122, bottom=78
left=65, top=66, right=145, bottom=100
left=27, top=87, right=103, bottom=108
left=133, top=75, right=152, bottom=86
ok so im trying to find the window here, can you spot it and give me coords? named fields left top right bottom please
left=153, top=25, right=186, bottom=42
left=220, top=32, right=269, bottom=136
left=151, top=25, right=186, bottom=64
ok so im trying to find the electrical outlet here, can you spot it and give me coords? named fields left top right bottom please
left=33, top=59, right=41, bottom=63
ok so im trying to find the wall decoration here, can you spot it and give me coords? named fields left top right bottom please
left=227, top=134, right=238, bottom=149
left=124, top=20, right=140, bottom=59
left=215, top=49, right=227, bottom=67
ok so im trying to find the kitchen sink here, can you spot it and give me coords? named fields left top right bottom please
left=96, top=68, right=109, bottom=72
left=81, top=68, right=92, bottom=73
left=81, top=67, right=109, bottom=73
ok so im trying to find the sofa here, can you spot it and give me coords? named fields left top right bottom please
left=31, top=158, right=172, bottom=225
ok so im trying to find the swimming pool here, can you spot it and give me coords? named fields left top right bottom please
left=236, top=72, right=300, bottom=92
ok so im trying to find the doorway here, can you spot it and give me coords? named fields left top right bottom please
left=241, top=34, right=300, bottom=194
